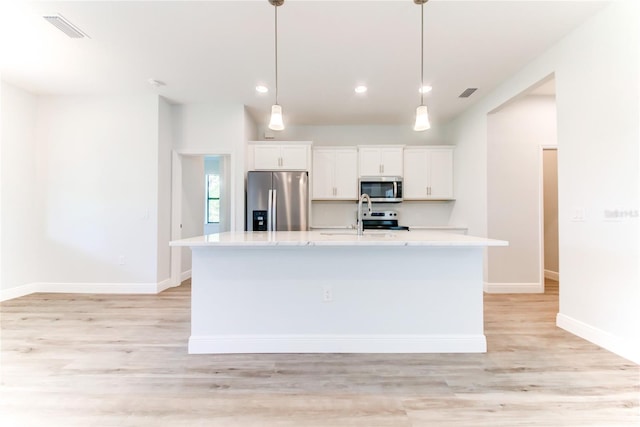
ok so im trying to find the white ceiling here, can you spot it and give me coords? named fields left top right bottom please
left=0, top=0, right=607, bottom=127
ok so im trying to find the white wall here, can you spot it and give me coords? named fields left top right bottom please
left=0, top=76, right=2, bottom=293
left=1, top=88, right=179, bottom=296
left=181, top=156, right=205, bottom=272
left=487, top=95, right=557, bottom=288
left=0, top=81, right=40, bottom=295
left=257, top=123, right=446, bottom=146
left=157, top=96, right=173, bottom=286
left=554, top=1, right=639, bottom=363
left=244, top=106, right=258, bottom=142
left=446, top=1, right=640, bottom=362
left=35, top=95, right=161, bottom=284
left=172, top=103, right=248, bottom=231
left=445, top=112, right=489, bottom=239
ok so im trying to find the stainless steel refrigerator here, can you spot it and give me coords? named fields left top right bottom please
left=246, top=171, right=309, bottom=231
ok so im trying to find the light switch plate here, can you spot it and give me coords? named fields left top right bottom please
left=571, top=207, right=586, bottom=222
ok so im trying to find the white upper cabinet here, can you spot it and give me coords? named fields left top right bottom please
left=249, top=142, right=311, bottom=171
left=403, top=146, right=454, bottom=200
left=358, top=146, right=404, bottom=177
left=312, top=148, right=358, bottom=200
left=252, top=145, right=281, bottom=170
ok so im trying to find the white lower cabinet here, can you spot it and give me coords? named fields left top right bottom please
left=403, top=147, right=454, bottom=200
left=312, top=148, right=358, bottom=200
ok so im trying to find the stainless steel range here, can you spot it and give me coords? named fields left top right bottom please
left=360, top=210, right=410, bottom=231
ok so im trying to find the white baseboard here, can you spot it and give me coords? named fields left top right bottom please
left=34, top=282, right=160, bottom=294
left=157, top=278, right=174, bottom=293
left=544, top=269, right=559, bottom=281
left=1, top=280, right=175, bottom=301
left=557, top=313, right=640, bottom=364
left=180, top=269, right=192, bottom=282
left=188, top=334, right=487, bottom=354
left=0, top=283, right=40, bottom=301
left=483, top=282, right=543, bottom=293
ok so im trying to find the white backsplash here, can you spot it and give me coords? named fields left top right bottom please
left=311, top=201, right=456, bottom=228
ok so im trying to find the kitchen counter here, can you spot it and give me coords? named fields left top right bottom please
left=172, top=231, right=507, bottom=355
left=171, top=230, right=504, bottom=247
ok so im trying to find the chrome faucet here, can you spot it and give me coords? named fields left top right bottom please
left=357, top=193, right=372, bottom=236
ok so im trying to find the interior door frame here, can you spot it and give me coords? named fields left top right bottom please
left=170, top=149, right=235, bottom=287
left=539, top=145, right=559, bottom=293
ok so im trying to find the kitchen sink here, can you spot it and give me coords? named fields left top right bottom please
left=319, top=231, right=355, bottom=235
left=320, top=230, right=399, bottom=237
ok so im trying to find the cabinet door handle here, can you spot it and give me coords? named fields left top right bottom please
left=381, top=164, right=385, bottom=174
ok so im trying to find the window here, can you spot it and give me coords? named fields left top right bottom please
left=206, top=174, right=220, bottom=223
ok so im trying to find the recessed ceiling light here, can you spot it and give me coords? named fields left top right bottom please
left=419, top=85, right=433, bottom=94
left=256, top=85, right=269, bottom=93
left=355, top=86, right=368, bottom=94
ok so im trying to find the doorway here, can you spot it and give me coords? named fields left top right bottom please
left=485, top=74, right=557, bottom=293
left=170, top=153, right=231, bottom=286
left=542, top=147, right=559, bottom=293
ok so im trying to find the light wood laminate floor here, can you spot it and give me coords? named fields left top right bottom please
left=1, top=279, right=638, bottom=426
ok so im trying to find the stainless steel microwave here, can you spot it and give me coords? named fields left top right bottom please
left=359, top=176, right=403, bottom=203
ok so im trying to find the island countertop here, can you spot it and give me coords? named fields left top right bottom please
left=176, top=230, right=508, bottom=354
left=170, top=230, right=508, bottom=248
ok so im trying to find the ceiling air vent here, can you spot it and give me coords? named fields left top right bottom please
left=43, top=14, right=89, bottom=38
left=458, top=88, right=478, bottom=98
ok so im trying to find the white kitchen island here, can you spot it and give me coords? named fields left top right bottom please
left=171, top=230, right=507, bottom=354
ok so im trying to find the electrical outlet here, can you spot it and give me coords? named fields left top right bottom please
left=118, top=255, right=126, bottom=265
left=322, top=286, right=333, bottom=302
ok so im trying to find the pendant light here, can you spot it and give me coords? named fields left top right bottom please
left=268, top=0, right=285, bottom=131
left=414, top=0, right=431, bottom=131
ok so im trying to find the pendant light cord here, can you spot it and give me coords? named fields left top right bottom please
left=274, top=4, right=279, bottom=105
left=420, top=2, right=424, bottom=106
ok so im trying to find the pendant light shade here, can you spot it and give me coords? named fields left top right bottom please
left=269, top=104, right=284, bottom=130
left=414, top=105, right=430, bottom=131
left=414, top=0, right=430, bottom=132
left=268, top=0, right=285, bottom=131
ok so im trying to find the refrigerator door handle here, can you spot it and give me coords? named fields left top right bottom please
left=267, top=189, right=273, bottom=231
left=271, top=189, right=277, bottom=231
